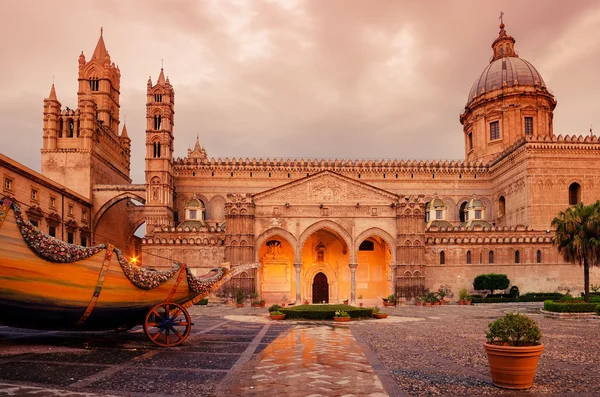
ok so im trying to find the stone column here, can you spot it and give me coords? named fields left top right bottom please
left=294, top=263, right=302, bottom=304
left=390, top=264, right=397, bottom=296
left=349, top=263, right=358, bottom=305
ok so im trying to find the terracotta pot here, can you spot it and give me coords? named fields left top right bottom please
left=373, top=313, right=388, bottom=319
left=415, top=301, right=422, bottom=306
left=270, top=314, right=286, bottom=320
left=458, top=300, right=465, bottom=305
left=425, top=302, right=432, bottom=307
left=236, top=303, right=244, bottom=308
left=334, top=317, right=351, bottom=322
left=466, top=300, right=472, bottom=305
left=433, top=302, right=440, bottom=306
left=483, top=343, right=544, bottom=389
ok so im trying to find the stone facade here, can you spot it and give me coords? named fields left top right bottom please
left=3, top=22, right=600, bottom=304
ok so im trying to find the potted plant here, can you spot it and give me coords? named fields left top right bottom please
left=424, top=292, right=437, bottom=307
left=458, top=287, right=468, bottom=305
left=483, top=313, right=543, bottom=389
left=303, top=299, right=309, bottom=305
left=281, top=295, right=288, bottom=307
left=343, top=299, right=349, bottom=305
left=385, top=294, right=397, bottom=307
left=235, top=289, right=245, bottom=308
left=414, top=296, right=422, bottom=306
left=437, top=285, right=451, bottom=304
left=372, top=307, right=388, bottom=319
left=334, top=310, right=351, bottom=322
left=358, top=294, right=364, bottom=307
left=269, top=310, right=286, bottom=320
left=465, top=295, right=473, bottom=305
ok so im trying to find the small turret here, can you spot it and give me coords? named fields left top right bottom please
left=43, top=83, right=62, bottom=150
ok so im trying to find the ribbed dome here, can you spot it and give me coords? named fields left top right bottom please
left=427, top=197, right=445, bottom=209
left=466, top=198, right=484, bottom=209
left=186, top=194, right=204, bottom=209
left=467, top=56, right=546, bottom=105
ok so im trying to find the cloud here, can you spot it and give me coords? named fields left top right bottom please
left=1, top=0, right=599, bottom=184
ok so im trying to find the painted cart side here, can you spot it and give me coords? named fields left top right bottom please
left=0, top=198, right=257, bottom=346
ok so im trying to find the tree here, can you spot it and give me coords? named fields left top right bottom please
left=552, top=201, right=600, bottom=303
left=473, top=273, right=510, bottom=295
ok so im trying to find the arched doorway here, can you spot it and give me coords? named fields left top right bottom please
left=312, top=272, right=329, bottom=303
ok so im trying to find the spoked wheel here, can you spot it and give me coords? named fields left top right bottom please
left=143, top=302, right=192, bottom=347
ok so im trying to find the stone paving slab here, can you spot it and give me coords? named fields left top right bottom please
left=222, top=324, right=387, bottom=397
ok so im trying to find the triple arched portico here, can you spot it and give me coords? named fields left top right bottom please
left=254, top=221, right=396, bottom=305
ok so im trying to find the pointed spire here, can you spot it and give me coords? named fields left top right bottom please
left=194, top=134, right=201, bottom=151
left=91, top=27, right=109, bottom=62
left=157, top=67, right=166, bottom=85
left=48, top=83, right=57, bottom=100
left=121, top=123, right=129, bottom=138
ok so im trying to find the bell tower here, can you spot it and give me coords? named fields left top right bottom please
left=41, top=29, right=131, bottom=199
left=144, top=68, right=175, bottom=234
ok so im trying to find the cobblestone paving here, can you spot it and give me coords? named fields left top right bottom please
left=0, top=307, right=290, bottom=397
left=222, top=324, right=387, bottom=397
left=353, top=302, right=600, bottom=397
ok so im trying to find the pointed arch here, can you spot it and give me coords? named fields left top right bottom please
left=299, top=220, right=353, bottom=262
left=255, top=227, right=298, bottom=263
left=92, top=191, right=147, bottom=232
left=354, top=227, right=397, bottom=265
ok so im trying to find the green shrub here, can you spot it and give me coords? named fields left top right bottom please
left=334, top=310, right=349, bottom=317
left=519, top=292, right=563, bottom=302
left=280, top=304, right=372, bottom=319
left=458, top=287, right=468, bottom=300
left=472, top=297, right=518, bottom=304
left=195, top=298, right=209, bottom=305
left=270, top=311, right=284, bottom=316
left=473, top=273, right=510, bottom=294
left=236, top=289, right=245, bottom=304
left=597, top=305, right=600, bottom=316
left=543, top=300, right=598, bottom=313
left=268, top=304, right=282, bottom=312
left=387, top=294, right=397, bottom=304
left=485, top=313, right=541, bottom=346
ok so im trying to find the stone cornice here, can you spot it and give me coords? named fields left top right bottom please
left=173, top=158, right=490, bottom=176
left=425, top=227, right=553, bottom=245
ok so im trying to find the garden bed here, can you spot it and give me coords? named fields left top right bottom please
left=279, top=304, right=373, bottom=320
left=543, top=300, right=599, bottom=313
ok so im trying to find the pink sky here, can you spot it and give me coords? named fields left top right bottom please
left=1, top=0, right=599, bottom=184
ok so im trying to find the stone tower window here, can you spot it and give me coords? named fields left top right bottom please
left=536, top=250, right=542, bottom=264
left=498, top=196, right=506, bottom=217
left=490, top=121, right=500, bottom=140
left=524, top=117, right=533, bottom=135
left=435, top=210, right=443, bottom=220
left=514, top=250, right=520, bottom=264
left=89, top=77, right=99, bottom=91
left=68, top=119, right=74, bottom=138
left=569, top=182, right=581, bottom=205
left=468, top=132, right=473, bottom=151
left=459, top=202, right=467, bottom=222
left=153, top=141, right=161, bottom=158
left=154, top=94, right=162, bottom=102
left=439, top=251, right=445, bottom=265
left=466, top=250, right=472, bottom=264
left=153, top=115, right=162, bottom=130
left=489, top=250, right=494, bottom=264
left=475, top=210, right=482, bottom=219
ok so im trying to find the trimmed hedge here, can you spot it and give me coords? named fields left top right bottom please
left=279, top=304, right=373, bottom=320
left=472, top=297, right=518, bottom=304
left=520, top=292, right=564, bottom=302
left=543, top=300, right=599, bottom=313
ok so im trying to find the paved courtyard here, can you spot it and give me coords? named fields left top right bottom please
left=0, top=303, right=598, bottom=397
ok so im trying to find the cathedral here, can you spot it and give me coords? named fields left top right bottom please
left=16, top=21, right=600, bottom=305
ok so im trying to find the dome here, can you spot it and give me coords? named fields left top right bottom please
left=427, top=197, right=445, bottom=209
left=467, top=57, right=546, bottom=105
left=185, top=194, right=204, bottom=209
left=466, top=197, right=484, bottom=209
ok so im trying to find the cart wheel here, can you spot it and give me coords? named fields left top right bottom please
left=143, top=302, right=192, bottom=347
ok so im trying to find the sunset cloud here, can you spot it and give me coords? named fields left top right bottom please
left=1, top=0, right=599, bottom=183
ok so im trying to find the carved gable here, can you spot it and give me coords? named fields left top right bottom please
left=253, top=171, right=398, bottom=205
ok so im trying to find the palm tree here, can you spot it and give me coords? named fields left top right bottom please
left=552, top=201, right=600, bottom=303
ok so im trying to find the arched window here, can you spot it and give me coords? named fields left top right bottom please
left=89, top=77, right=99, bottom=91
left=67, top=119, right=74, bottom=138
left=489, top=250, right=494, bottom=264
left=152, top=141, right=161, bottom=158
left=154, top=93, right=162, bottom=102
left=359, top=240, right=375, bottom=251
left=439, top=251, right=445, bottom=265
left=424, top=202, right=430, bottom=222
left=153, top=115, right=162, bottom=130
left=536, top=249, right=542, bottom=264
left=459, top=202, right=468, bottom=222
left=514, top=250, right=520, bottom=264
left=499, top=196, right=506, bottom=217
left=569, top=182, right=581, bottom=205
left=466, top=250, right=472, bottom=264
